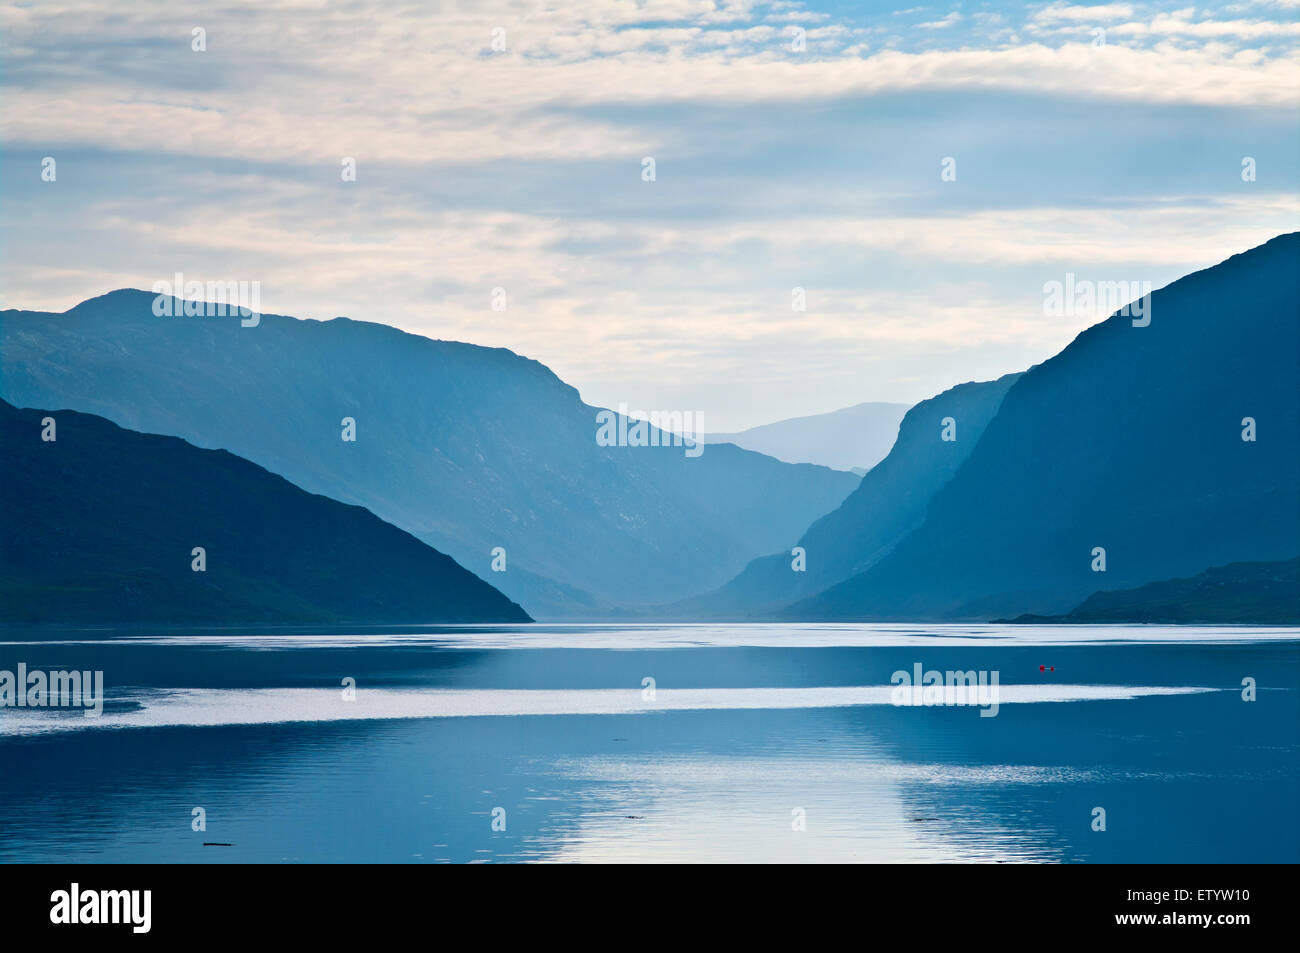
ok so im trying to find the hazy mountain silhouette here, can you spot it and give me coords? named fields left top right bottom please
left=789, top=233, right=1300, bottom=620
left=677, top=374, right=1020, bottom=617
left=0, top=293, right=857, bottom=618
left=0, top=400, right=529, bottom=625
left=998, top=557, right=1300, bottom=625
left=701, top=401, right=910, bottom=472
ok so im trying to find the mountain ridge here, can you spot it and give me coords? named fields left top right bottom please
left=1, top=290, right=858, bottom=619
left=676, top=372, right=1022, bottom=618
left=997, top=557, right=1300, bottom=625
left=788, top=232, right=1300, bottom=620
left=0, top=398, right=530, bottom=625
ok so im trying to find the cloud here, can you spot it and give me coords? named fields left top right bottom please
left=1110, top=11, right=1300, bottom=38
left=918, top=12, right=964, bottom=29
left=3, top=2, right=1298, bottom=167
left=1033, top=3, right=1138, bottom=22
left=3, top=0, right=1298, bottom=428
left=6, top=43, right=1298, bottom=167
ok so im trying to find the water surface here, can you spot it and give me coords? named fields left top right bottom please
left=1, top=624, right=1295, bottom=863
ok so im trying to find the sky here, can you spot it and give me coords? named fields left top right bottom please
left=2, top=0, right=1298, bottom=430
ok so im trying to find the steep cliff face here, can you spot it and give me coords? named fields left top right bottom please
left=792, top=233, right=1300, bottom=620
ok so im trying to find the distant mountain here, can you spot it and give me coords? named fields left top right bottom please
left=999, top=557, right=1300, bottom=625
left=678, top=374, right=1020, bottom=617
left=0, top=292, right=857, bottom=619
left=790, top=233, right=1300, bottom=620
left=701, top=401, right=910, bottom=472
left=0, top=400, right=529, bottom=625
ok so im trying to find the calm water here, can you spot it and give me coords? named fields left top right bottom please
left=1, top=624, right=1296, bottom=863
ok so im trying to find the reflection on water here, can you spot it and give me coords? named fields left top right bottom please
left=0, top=624, right=1296, bottom=863
left=0, top=684, right=1219, bottom=736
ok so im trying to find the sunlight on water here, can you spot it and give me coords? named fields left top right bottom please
left=0, top=684, right=1217, bottom=735
left=4, top=622, right=1296, bottom=650
left=536, top=755, right=1188, bottom=863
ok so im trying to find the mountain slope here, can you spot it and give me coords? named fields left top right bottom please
left=0, top=292, right=857, bottom=618
left=999, top=557, right=1300, bottom=625
left=0, top=400, right=529, bottom=625
left=701, top=401, right=910, bottom=472
left=680, top=373, right=1020, bottom=616
left=791, top=233, right=1300, bottom=620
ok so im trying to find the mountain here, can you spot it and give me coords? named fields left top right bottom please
left=678, top=374, right=1020, bottom=617
left=1000, top=557, right=1300, bottom=625
left=0, top=400, right=529, bottom=625
left=0, top=292, right=857, bottom=619
left=700, top=401, right=910, bottom=472
left=790, top=233, right=1300, bottom=620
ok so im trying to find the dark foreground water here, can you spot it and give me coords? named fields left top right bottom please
left=0, top=624, right=1296, bottom=863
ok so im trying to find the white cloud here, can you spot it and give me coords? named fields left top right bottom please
left=2, top=1, right=1297, bottom=168
left=918, top=11, right=964, bottom=29
left=1033, top=3, right=1138, bottom=23
left=4, top=0, right=1298, bottom=427
left=1110, top=11, right=1300, bottom=37
left=4, top=41, right=1297, bottom=166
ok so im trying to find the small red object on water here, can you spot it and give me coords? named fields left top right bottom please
left=1039, top=665, right=1045, bottom=671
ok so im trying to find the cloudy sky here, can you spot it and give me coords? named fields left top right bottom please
left=3, top=0, right=1297, bottom=429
